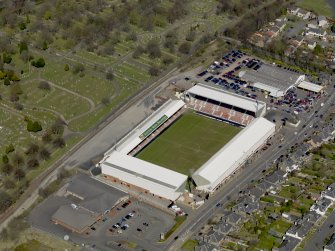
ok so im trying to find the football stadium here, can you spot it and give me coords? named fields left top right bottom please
left=99, top=84, right=275, bottom=201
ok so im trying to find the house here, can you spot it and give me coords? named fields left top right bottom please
left=310, top=134, right=323, bottom=146
left=245, top=187, right=264, bottom=200
left=287, top=7, right=300, bottom=15
left=310, top=197, right=333, bottom=215
left=285, top=219, right=314, bottom=240
left=302, top=211, right=321, bottom=223
left=206, top=230, right=225, bottom=245
left=275, top=236, right=300, bottom=251
left=328, top=33, right=335, bottom=40
left=234, top=197, right=259, bottom=215
left=306, top=39, right=316, bottom=50
left=290, top=35, right=304, bottom=47
left=285, top=45, right=297, bottom=57
left=257, top=180, right=274, bottom=191
left=307, top=23, right=318, bottom=29
left=225, top=212, right=242, bottom=225
left=265, top=170, right=287, bottom=185
left=324, top=234, right=335, bottom=251
left=318, top=16, right=328, bottom=27
left=275, top=20, right=287, bottom=31
left=322, top=183, right=335, bottom=201
left=297, top=9, right=311, bottom=20
left=269, top=26, right=281, bottom=37
left=306, top=28, right=327, bottom=38
left=282, top=212, right=301, bottom=223
left=195, top=241, right=219, bottom=251
left=214, top=221, right=233, bottom=234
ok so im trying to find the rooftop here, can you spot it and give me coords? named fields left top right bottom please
left=240, top=64, right=304, bottom=95
left=187, top=83, right=265, bottom=113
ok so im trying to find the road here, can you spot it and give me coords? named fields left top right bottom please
left=303, top=209, right=335, bottom=251
left=164, top=83, right=335, bottom=251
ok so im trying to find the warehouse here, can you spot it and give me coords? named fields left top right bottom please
left=239, top=64, right=305, bottom=98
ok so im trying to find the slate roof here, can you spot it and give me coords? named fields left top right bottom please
left=265, top=170, right=287, bottom=185
left=257, top=180, right=274, bottom=191
left=226, top=212, right=242, bottom=225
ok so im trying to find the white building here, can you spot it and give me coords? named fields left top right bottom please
left=192, top=117, right=275, bottom=193
left=100, top=151, right=188, bottom=201
left=318, top=16, right=328, bottom=27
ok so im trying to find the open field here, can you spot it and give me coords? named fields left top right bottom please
left=297, top=0, right=334, bottom=17
left=136, top=112, right=241, bottom=175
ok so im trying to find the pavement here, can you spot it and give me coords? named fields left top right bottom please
left=303, top=209, right=335, bottom=251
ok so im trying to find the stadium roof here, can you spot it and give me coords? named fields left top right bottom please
left=112, top=99, right=185, bottom=155
left=187, top=84, right=265, bottom=113
left=192, top=117, right=275, bottom=192
left=239, top=64, right=305, bottom=96
left=100, top=151, right=188, bottom=201
left=298, top=80, right=323, bottom=93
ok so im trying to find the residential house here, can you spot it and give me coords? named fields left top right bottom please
left=291, top=35, right=304, bottom=47
left=328, top=32, right=335, bottom=41
left=285, top=45, right=297, bottom=57
left=275, top=236, right=301, bottom=251
left=275, top=20, right=287, bottom=31
left=310, top=197, right=333, bottom=215
left=257, top=180, right=275, bottom=191
left=206, top=230, right=225, bottom=245
left=307, top=40, right=317, bottom=50
left=234, top=197, right=259, bottom=215
left=245, top=187, right=264, bottom=200
left=324, top=234, right=335, bottom=251
left=285, top=219, right=314, bottom=240
left=287, top=7, right=300, bottom=15
left=213, top=221, right=233, bottom=234
left=297, top=9, right=311, bottom=20
left=305, top=28, right=327, bottom=38
left=318, top=16, right=328, bottom=27
left=265, top=170, right=287, bottom=185
left=225, top=212, right=242, bottom=225
left=302, top=211, right=321, bottom=223
left=322, top=183, right=335, bottom=201
left=195, top=241, right=219, bottom=251
left=269, top=26, right=281, bottom=37
left=307, top=23, right=318, bottom=29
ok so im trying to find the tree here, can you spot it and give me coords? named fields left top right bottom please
left=26, top=120, right=42, bottom=132
left=27, top=158, right=39, bottom=169
left=3, top=179, right=15, bottom=189
left=185, top=30, right=196, bottom=42
left=53, top=137, right=65, bottom=148
left=72, top=63, right=85, bottom=74
left=25, top=143, right=39, bottom=155
left=101, top=97, right=110, bottom=106
left=64, top=64, right=69, bottom=71
left=178, top=42, right=191, bottom=54
left=0, top=191, right=13, bottom=213
left=4, top=78, right=10, bottom=86
left=31, top=57, right=45, bottom=68
left=2, top=155, right=9, bottom=164
left=5, top=144, right=15, bottom=154
left=162, top=55, right=174, bottom=65
left=1, top=163, right=14, bottom=175
left=39, top=148, right=51, bottom=160
left=14, top=168, right=25, bottom=181
left=18, top=41, right=28, bottom=54
left=12, top=153, right=24, bottom=168
left=146, top=40, right=161, bottom=58
left=14, top=103, right=24, bottom=111
left=132, top=46, right=144, bottom=59
left=38, top=81, right=51, bottom=90
left=148, top=66, right=160, bottom=76
left=3, top=54, right=12, bottom=64
left=314, top=44, right=322, bottom=54
left=42, top=132, right=52, bottom=143
left=106, top=69, right=114, bottom=81
left=51, top=118, right=65, bottom=135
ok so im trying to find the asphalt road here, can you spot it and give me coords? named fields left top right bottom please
left=303, top=209, right=335, bottom=251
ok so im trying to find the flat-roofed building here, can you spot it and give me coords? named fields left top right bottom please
left=239, top=64, right=305, bottom=98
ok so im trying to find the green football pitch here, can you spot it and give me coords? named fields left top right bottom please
left=136, top=112, right=242, bottom=175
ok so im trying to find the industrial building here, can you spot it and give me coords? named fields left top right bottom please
left=239, top=64, right=305, bottom=98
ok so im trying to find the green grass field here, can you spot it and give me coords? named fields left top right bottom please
left=298, top=0, right=334, bottom=17
left=136, top=112, right=241, bottom=175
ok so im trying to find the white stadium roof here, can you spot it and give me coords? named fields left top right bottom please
left=100, top=151, right=188, bottom=201
left=113, top=99, right=185, bottom=155
left=298, top=81, right=323, bottom=93
left=187, top=84, right=265, bottom=113
left=192, top=117, right=275, bottom=192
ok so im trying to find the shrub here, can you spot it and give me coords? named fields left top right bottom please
left=31, top=58, right=45, bottom=68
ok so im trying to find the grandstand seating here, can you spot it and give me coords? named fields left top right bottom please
left=188, top=97, right=254, bottom=126
left=128, top=109, right=185, bottom=156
